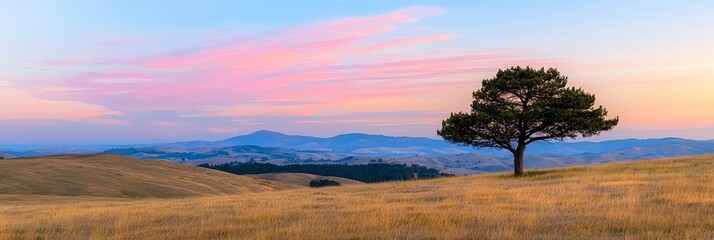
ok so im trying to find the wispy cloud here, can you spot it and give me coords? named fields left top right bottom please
left=0, top=86, right=121, bottom=121
left=12, top=6, right=569, bottom=136
left=153, top=121, right=190, bottom=127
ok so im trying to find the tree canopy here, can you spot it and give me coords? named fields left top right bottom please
left=438, top=66, right=618, bottom=176
left=198, top=161, right=450, bottom=183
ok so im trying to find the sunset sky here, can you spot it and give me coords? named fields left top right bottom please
left=1, top=1, right=713, bottom=144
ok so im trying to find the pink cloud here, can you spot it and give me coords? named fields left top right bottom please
left=185, top=104, right=319, bottom=118
left=153, top=121, right=190, bottom=127
left=36, top=59, right=107, bottom=66
left=358, top=34, right=455, bottom=52
left=23, top=6, right=574, bottom=132
left=0, top=87, right=121, bottom=121
left=90, top=118, right=132, bottom=126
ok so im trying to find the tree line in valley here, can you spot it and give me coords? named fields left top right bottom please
left=309, top=179, right=341, bottom=187
left=198, top=162, right=453, bottom=183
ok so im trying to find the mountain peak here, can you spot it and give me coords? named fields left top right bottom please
left=221, top=130, right=288, bottom=142
left=249, top=130, right=285, bottom=136
left=334, top=133, right=376, bottom=137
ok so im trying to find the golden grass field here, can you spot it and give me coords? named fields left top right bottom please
left=248, top=173, right=364, bottom=188
left=0, top=154, right=287, bottom=197
left=1, top=154, right=713, bottom=239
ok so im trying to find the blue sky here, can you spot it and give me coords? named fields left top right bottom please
left=1, top=1, right=713, bottom=144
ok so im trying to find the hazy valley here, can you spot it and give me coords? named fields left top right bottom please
left=6, top=130, right=712, bottom=175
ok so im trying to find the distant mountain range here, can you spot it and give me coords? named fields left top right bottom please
left=3, top=130, right=713, bottom=174
left=388, top=139, right=714, bottom=175
left=104, top=145, right=355, bottom=166
left=154, top=130, right=714, bottom=157
left=160, top=130, right=479, bottom=157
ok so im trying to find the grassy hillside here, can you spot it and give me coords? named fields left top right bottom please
left=248, top=173, right=364, bottom=188
left=1, top=155, right=713, bottom=239
left=0, top=154, right=287, bottom=197
left=0, top=152, right=13, bottom=159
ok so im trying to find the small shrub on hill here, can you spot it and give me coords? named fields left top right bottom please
left=309, top=179, right=341, bottom=188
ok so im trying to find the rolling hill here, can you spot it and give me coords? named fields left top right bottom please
left=248, top=173, right=364, bottom=188
left=1, top=155, right=712, bottom=239
left=103, top=145, right=353, bottom=165
left=0, top=152, right=12, bottom=159
left=101, top=138, right=714, bottom=175
left=385, top=141, right=714, bottom=174
left=0, top=154, right=288, bottom=198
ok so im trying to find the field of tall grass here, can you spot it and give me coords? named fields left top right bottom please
left=1, top=155, right=713, bottom=239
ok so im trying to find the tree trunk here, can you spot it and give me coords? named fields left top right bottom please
left=513, top=145, right=526, bottom=176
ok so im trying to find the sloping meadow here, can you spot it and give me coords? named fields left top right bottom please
left=1, top=155, right=713, bottom=239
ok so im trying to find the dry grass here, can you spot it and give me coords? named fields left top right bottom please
left=248, top=173, right=364, bottom=188
left=0, top=154, right=287, bottom=197
left=1, top=155, right=714, bottom=239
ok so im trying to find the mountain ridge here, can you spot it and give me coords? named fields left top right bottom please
left=5, top=130, right=714, bottom=175
left=167, top=130, right=713, bottom=157
left=160, top=130, right=469, bottom=157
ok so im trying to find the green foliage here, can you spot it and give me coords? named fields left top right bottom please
left=309, top=179, right=341, bottom=188
left=438, top=66, right=618, bottom=175
left=198, top=162, right=446, bottom=183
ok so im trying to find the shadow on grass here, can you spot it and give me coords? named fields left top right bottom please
left=497, top=167, right=587, bottom=180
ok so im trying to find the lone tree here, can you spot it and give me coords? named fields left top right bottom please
left=438, top=66, right=618, bottom=176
